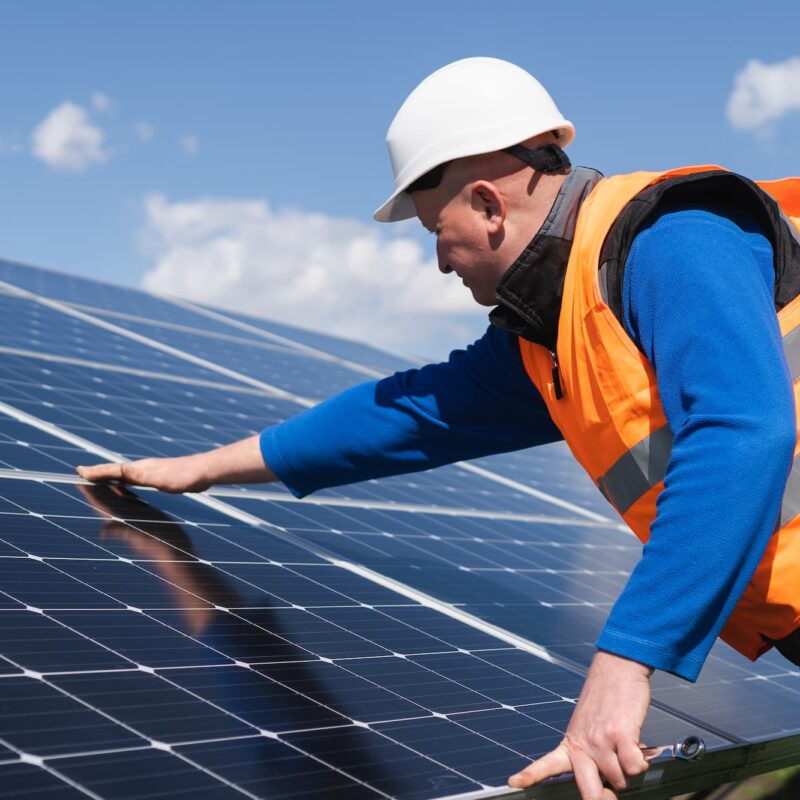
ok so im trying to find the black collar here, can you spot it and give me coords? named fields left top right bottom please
left=489, top=166, right=603, bottom=350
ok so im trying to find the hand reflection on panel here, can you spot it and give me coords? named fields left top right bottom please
left=77, top=483, right=238, bottom=636
left=75, top=482, right=398, bottom=791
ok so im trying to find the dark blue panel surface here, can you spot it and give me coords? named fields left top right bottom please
left=409, top=652, right=569, bottom=706
left=95, top=312, right=377, bottom=400
left=375, top=715, right=529, bottom=787
left=54, top=747, right=248, bottom=799
left=50, top=610, right=234, bottom=668
left=474, top=441, right=614, bottom=517
left=342, top=656, right=503, bottom=715
left=0, top=610, right=130, bottom=672
left=179, top=736, right=383, bottom=799
left=149, top=608, right=315, bottom=664
left=236, top=607, right=391, bottom=660
left=163, top=665, right=349, bottom=733
left=0, top=292, right=228, bottom=383
left=251, top=660, right=433, bottom=723
left=0, top=515, right=115, bottom=560
left=0, top=558, right=125, bottom=609
left=0, top=762, right=89, bottom=799
left=0, top=676, right=144, bottom=755
left=51, top=671, right=254, bottom=743
left=284, top=726, right=480, bottom=799
left=205, top=305, right=419, bottom=374
left=312, top=606, right=460, bottom=655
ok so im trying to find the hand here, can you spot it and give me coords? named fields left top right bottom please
left=76, top=454, right=211, bottom=493
left=508, top=651, right=652, bottom=799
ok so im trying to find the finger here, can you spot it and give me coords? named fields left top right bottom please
left=572, top=751, right=615, bottom=800
left=619, top=741, right=650, bottom=776
left=76, top=463, right=125, bottom=482
left=508, top=744, right=572, bottom=788
left=594, top=751, right=627, bottom=793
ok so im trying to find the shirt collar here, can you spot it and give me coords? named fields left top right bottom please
left=489, top=166, right=603, bottom=349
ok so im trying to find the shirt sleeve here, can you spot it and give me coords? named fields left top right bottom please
left=596, top=206, right=796, bottom=681
left=260, top=324, right=563, bottom=498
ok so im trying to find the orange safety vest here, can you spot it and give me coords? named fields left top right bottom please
left=519, top=165, right=800, bottom=661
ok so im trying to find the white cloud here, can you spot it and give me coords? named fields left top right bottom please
left=90, top=90, right=117, bottom=114
left=135, top=121, right=157, bottom=142
left=31, top=101, right=108, bottom=171
left=179, top=134, right=199, bottom=155
left=727, top=56, right=800, bottom=130
left=140, top=194, right=486, bottom=359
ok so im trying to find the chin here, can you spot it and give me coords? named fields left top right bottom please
left=472, top=291, right=499, bottom=307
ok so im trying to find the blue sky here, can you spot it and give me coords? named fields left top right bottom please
left=0, top=1, right=798, bottom=359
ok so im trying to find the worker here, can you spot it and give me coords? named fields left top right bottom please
left=78, top=57, right=800, bottom=800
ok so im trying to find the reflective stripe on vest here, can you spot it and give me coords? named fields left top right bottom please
left=597, top=425, right=673, bottom=514
left=598, top=326, right=800, bottom=520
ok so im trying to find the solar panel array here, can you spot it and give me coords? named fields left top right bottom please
left=0, top=256, right=798, bottom=800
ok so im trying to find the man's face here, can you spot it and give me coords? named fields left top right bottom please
left=412, top=186, right=506, bottom=307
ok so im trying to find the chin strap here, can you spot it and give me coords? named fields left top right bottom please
left=503, top=143, right=571, bottom=172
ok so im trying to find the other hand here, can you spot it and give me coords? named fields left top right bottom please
left=76, top=455, right=211, bottom=493
left=508, top=651, right=652, bottom=799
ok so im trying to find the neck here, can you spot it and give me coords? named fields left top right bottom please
left=505, top=172, right=569, bottom=261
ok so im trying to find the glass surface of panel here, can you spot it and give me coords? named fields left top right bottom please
left=201, top=304, right=420, bottom=374
left=90, top=312, right=377, bottom=400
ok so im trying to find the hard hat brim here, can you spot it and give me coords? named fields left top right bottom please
left=373, top=188, right=418, bottom=223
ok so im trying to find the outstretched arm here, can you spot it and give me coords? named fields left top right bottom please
left=77, top=435, right=277, bottom=492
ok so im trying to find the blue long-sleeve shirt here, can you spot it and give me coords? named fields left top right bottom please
left=260, top=203, right=796, bottom=681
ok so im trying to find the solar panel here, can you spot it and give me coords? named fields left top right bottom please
left=0, top=256, right=798, bottom=800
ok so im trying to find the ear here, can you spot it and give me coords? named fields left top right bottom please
left=471, top=181, right=506, bottom=235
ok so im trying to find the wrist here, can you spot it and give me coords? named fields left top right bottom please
left=594, top=649, right=654, bottom=678
left=187, top=451, right=216, bottom=489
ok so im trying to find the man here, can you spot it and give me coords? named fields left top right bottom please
left=78, top=57, right=800, bottom=800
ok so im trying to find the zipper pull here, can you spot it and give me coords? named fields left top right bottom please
left=549, top=350, right=564, bottom=400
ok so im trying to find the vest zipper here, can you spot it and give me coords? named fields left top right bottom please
left=493, top=294, right=565, bottom=399
left=549, top=350, right=564, bottom=400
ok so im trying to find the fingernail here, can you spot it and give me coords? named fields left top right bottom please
left=508, top=774, right=523, bottom=786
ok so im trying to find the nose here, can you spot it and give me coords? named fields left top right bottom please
left=436, top=241, right=453, bottom=274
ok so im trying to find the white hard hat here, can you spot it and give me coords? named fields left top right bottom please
left=374, top=57, right=575, bottom=223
